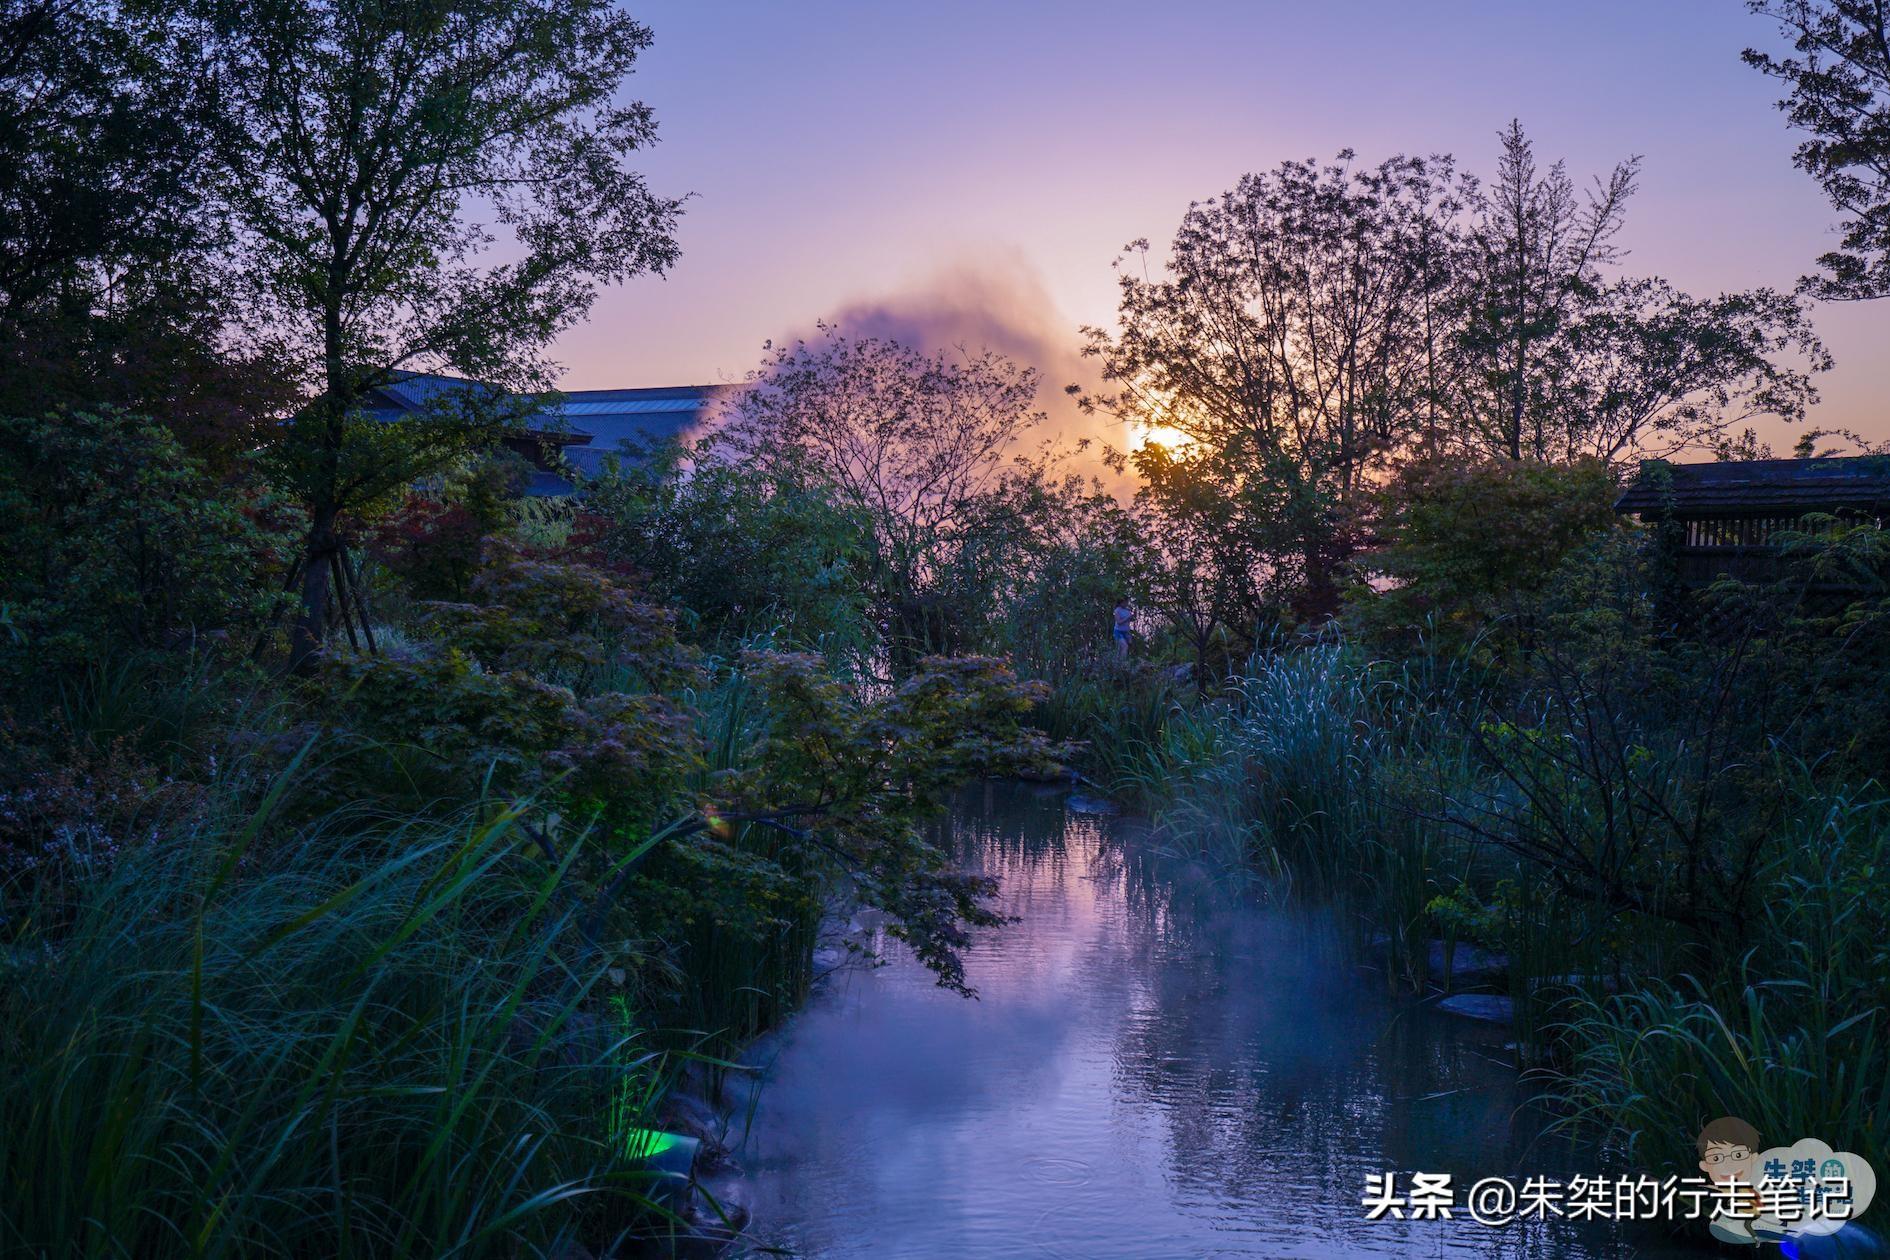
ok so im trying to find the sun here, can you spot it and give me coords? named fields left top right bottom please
left=1133, top=420, right=1194, bottom=453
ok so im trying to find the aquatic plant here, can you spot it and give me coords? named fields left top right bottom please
left=0, top=785, right=667, bottom=1258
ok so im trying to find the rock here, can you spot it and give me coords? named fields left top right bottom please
left=1066, top=793, right=1119, bottom=816
left=1427, top=941, right=1509, bottom=985
left=661, top=1089, right=723, bottom=1144
left=1364, top=935, right=1508, bottom=987
left=1437, top=994, right=1515, bottom=1024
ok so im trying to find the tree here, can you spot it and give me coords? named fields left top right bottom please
left=719, top=324, right=1047, bottom=664
left=195, top=0, right=682, bottom=666
left=1350, top=454, right=1619, bottom=654
left=1542, top=278, right=1827, bottom=462
left=579, top=438, right=874, bottom=654
left=1453, top=123, right=1824, bottom=465
left=1080, top=153, right=1470, bottom=619
left=1456, top=121, right=1639, bottom=461
left=1745, top=1, right=1890, bottom=300
left=1130, top=442, right=1278, bottom=683
left=0, top=410, right=294, bottom=671
left=989, top=472, right=1147, bottom=674
left=0, top=0, right=283, bottom=446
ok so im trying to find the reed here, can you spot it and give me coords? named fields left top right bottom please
left=1553, top=787, right=1890, bottom=1173
left=0, top=784, right=671, bottom=1258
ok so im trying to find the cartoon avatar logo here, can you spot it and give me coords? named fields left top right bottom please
left=1698, top=1116, right=1763, bottom=1246
left=1751, top=1138, right=1878, bottom=1239
left=1693, top=1118, right=1878, bottom=1246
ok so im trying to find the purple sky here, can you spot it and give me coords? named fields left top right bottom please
left=557, top=1, right=1887, bottom=455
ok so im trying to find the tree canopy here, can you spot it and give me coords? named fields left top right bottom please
left=1746, top=0, right=1890, bottom=300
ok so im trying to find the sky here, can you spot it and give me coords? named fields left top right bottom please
left=554, top=0, right=1888, bottom=457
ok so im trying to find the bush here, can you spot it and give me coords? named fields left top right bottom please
left=0, top=410, right=295, bottom=673
left=579, top=444, right=872, bottom=654
left=1351, top=455, right=1619, bottom=654
left=369, top=452, right=533, bottom=602
left=1557, top=786, right=1890, bottom=1177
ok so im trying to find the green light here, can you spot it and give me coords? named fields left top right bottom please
left=620, top=1127, right=682, bottom=1162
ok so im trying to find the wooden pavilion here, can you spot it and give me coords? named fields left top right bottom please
left=1613, top=456, right=1890, bottom=585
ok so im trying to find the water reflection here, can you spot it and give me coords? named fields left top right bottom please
left=736, top=782, right=1701, bottom=1258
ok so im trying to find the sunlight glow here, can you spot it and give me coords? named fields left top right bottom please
left=1132, top=421, right=1193, bottom=453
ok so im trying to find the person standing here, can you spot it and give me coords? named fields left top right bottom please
left=1113, top=597, right=1132, bottom=659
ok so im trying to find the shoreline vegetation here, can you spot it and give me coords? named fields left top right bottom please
left=6, top=0, right=1890, bottom=1253
left=1039, top=619, right=1888, bottom=1184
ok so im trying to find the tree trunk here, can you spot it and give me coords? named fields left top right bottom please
left=1508, top=337, right=1526, bottom=460
left=288, top=502, right=339, bottom=673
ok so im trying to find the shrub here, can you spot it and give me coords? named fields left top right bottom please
left=1352, top=455, right=1619, bottom=654
left=0, top=410, right=295, bottom=673
left=1556, top=787, right=1890, bottom=1177
left=580, top=444, right=872, bottom=653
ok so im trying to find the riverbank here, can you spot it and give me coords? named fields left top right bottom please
left=1030, top=640, right=1890, bottom=1194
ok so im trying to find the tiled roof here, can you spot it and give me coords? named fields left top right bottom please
left=367, top=372, right=504, bottom=411
left=1614, top=457, right=1890, bottom=517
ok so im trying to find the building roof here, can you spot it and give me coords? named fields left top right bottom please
left=1614, top=456, right=1890, bottom=517
left=365, top=372, right=504, bottom=414
left=364, top=373, right=736, bottom=491
left=543, top=384, right=735, bottom=474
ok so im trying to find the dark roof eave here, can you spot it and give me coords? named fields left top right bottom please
left=1614, top=456, right=1890, bottom=517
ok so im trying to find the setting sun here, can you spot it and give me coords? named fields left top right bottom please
left=1132, top=419, right=1194, bottom=452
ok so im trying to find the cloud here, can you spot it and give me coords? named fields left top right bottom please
left=778, top=258, right=1130, bottom=487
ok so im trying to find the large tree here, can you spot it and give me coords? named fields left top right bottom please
left=720, top=324, right=1048, bottom=665
left=1086, top=133, right=1824, bottom=624
left=1455, top=120, right=1639, bottom=461
left=0, top=0, right=279, bottom=442
left=195, top=0, right=681, bottom=666
left=1746, top=0, right=1890, bottom=300
left=1080, top=153, right=1469, bottom=618
left=1454, top=122, right=1825, bottom=463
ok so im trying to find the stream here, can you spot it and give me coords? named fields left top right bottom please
left=731, top=781, right=1701, bottom=1258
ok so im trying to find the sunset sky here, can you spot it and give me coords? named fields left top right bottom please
left=558, top=1, right=1888, bottom=455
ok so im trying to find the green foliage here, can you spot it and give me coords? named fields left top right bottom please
left=1745, top=1, right=1890, bottom=300
left=9, top=0, right=1884, bottom=1218
left=422, top=544, right=698, bottom=688
left=1134, top=540, right=1890, bottom=1183
left=1351, top=455, right=1620, bottom=653
left=1716, top=519, right=1890, bottom=775
left=713, top=650, right=1065, bottom=991
left=991, top=489, right=1147, bottom=672
left=719, top=324, right=1052, bottom=662
left=0, top=411, right=294, bottom=672
left=369, top=452, right=534, bottom=602
left=320, top=546, right=703, bottom=834
left=1131, top=441, right=1290, bottom=669
left=1557, top=786, right=1890, bottom=1175
left=188, top=0, right=684, bottom=663
left=0, top=791, right=673, bottom=1258
left=579, top=443, right=872, bottom=653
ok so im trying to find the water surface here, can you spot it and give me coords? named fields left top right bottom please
left=736, top=782, right=1697, bottom=1259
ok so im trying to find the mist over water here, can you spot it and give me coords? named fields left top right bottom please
left=734, top=782, right=1699, bottom=1259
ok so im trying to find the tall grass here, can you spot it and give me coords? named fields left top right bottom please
left=1026, top=664, right=1186, bottom=797
left=665, top=659, right=821, bottom=1053
left=1555, top=787, right=1890, bottom=1174
left=0, top=785, right=676, bottom=1258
